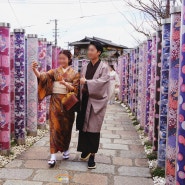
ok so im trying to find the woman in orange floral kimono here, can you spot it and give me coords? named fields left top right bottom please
left=32, top=50, right=80, bottom=167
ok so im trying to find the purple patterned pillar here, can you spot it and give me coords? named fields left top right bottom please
left=135, top=47, right=139, bottom=116
left=153, top=27, right=162, bottom=151
left=46, top=42, right=52, bottom=121
left=38, top=38, right=47, bottom=129
left=14, top=29, right=26, bottom=145
left=0, top=23, right=11, bottom=154
left=176, top=1, right=185, bottom=184
left=10, top=33, right=15, bottom=138
left=145, top=38, right=152, bottom=133
left=137, top=44, right=143, bottom=122
left=52, top=46, right=57, bottom=69
left=157, top=18, right=171, bottom=168
left=140, top=42, right=147, bottom=128
left=26, top=34, right=38, bottom=136
left=165, top=7, right=181, bottom=184
left=148, top=34, right=157, bottom=141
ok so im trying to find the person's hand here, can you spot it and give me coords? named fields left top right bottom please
left=80, top=75, right=86, bottom=85
left=59, top=79, right=67, bottom=86
left=32, top=61, right=38, bottom=71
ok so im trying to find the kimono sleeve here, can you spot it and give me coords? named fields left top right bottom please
left=72, top=71, right=80, bottom=95
left=38, top=69, right=55, bottom=101
left=87, top=65, right=110, bottom=99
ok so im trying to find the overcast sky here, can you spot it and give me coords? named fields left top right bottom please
left=0, top=0, right=154, bottom=48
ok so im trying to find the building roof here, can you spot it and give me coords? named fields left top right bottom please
left=69, top=36, right=128, bottom=49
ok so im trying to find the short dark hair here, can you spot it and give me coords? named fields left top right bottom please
left=89, top=41, right=103, bottom=55
left=59, top=50, right=72, bottom=65
left=109, top=65, right=115, bottom=71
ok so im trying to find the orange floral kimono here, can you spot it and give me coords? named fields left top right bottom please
left=38, top=66, right=80, bottom=154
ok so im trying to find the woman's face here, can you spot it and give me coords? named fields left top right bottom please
left=58, top=54, right=69, bottom=68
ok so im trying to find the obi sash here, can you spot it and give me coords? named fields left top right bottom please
left=53, top=81, right=68, bottom=94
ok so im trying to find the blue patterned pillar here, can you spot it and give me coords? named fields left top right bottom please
left=14, top=29, right=26, bottom=145
left=157, top=18, right=171, bottom=167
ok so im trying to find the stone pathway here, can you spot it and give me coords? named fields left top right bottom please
left=0, top=104, right=153, bottom=185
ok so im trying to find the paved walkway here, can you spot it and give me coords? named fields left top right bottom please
left=0, top=104, right=153, bottom=185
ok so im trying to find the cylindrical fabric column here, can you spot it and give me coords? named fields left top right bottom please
left=157, top=18, right=171, bottom=167
left=145, top=38, right=152, bottom=133
left=140, top=42, right=147, bottom=128
left=117, top=56, right=123, bottom=101
left=153, top=27, right=162, bottom=151
left=25, top=37, right=27, bottom=128
left=132, top=49, right=137, bottom=115
left=135, top=47, right=139, bottom=116
left=165, top=7, right=181, bottom=184
left=137, top=44, right=143, bottom=122
left=125, top=53, right=129, bottom=105
left=0, top=22, right=11, bottom=155
left=52, top=46, right=57, bottom=69
left=176, top=1, right=185, bottom=184
left=129, top=49, right=134, bottom=112
left=10, top=32, right=15, bottom=138
left=46, top=42, right=52, bottom=121
left=148, top=34, right=157, bottom=141
left=14, top=29, right=26, bottom=145
left=38, top=38, right=47, bottom=129
left=26, top=34, right=38, bottom=136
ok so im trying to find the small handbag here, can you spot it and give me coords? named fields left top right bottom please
left=62, top=92, right=79, bottom=111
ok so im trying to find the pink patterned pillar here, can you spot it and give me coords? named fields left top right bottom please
left=38, top=38, right=47, bottom=129
left=0, top=22, right=11, bottom=154
left=10, top=32, right=15, bottom=138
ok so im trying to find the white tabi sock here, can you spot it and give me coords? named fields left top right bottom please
left=50, top=153, right=56, bottom=161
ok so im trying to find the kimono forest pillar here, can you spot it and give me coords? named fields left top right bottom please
left=140, top=42, right=147, bottom=128
left=0, top=23, right=11, bottom=154
left=37, top=38, right=47, bottom=129
left=10, top=33, right=15, bottom=138
left=165, top=7, right=181, bottom=184
left=153, top=27, right=162, bottom=151
left=26, top=34, right=38, bottom=136
left=52, top=46, right=57, bottom=69
left=137, top=44, right=143, bottom=123
left=148, top=34, right=156, bottom=141
left=157, top=18, right=171, bottom=168
left=177, top=1, right=185, bottom=184
left=145, top=38, right=152, bottom=133
left=14, top=29, right=26, bottom=145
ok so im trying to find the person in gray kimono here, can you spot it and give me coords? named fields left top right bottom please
left=76, top=41, right=110, bottom=169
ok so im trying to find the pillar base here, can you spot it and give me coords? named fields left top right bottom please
left=15, top=138, right=26, bottom=145
left=37, top=124, right=46, bottom=130
left=0, top=149, right=10, bottom=156
left=27, top=130, right=37, bottom=137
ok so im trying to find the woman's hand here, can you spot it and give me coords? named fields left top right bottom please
left=32, top=61, right=40, bottom=78
left=32, top=61, right=38, bottom=71
left=59, top=79, right=66, bottom=86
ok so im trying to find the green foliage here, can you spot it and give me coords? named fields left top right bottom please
left=151, top=167, right=165, bottom=177
left=11, top=140, right=17, bottom=147
left=147, top=152, right=157, bottom=160
left=133, top=121, right=139, bottom=126
left=144, top=141, right=152, bottom=147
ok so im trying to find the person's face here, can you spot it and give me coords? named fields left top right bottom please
left=87, top=45, right=101, bottom=60
left=58, top=54, right=69, bottom=68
